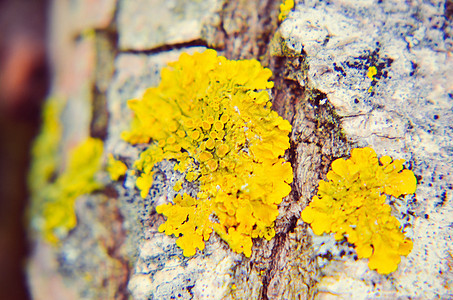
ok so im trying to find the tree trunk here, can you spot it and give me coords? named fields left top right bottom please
left=27, top=0, right=453, bottom=299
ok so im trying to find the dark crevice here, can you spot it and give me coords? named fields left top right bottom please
left=216, top=0, right=231, bottom=44
left=120, top=39, right=210, bottom=55
left=89, top=27, right=118, bottom=141
left=105, top=205, right=131, bottom=300
left=260, top=232, right=287, bottom=299
left=446, top=0, right=453, bottom=21
left=260, top=25, right=350, bottom=298
left=286, top=215, right=299, bottom=233
left=103, top=184, right=120, bottom=199
left=287, top=138, right=301, bottom=203
left=90, top=85, right=109, bottom=140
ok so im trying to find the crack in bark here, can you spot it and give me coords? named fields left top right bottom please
left=119, top=39, right=209, bottom=55
left=202, top=1, right=344, bottom=298
left=101, top=186, right=132, bottom=300
left=89, top=30, right=117, bottom=141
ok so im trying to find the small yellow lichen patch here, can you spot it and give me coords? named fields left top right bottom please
left=136, top=171, right=154, bottom=199
left=278, top=0, right=295, bottom=21
left=173, top=180, right=183, bottom=192
left=123, top=49, right=293, bottom=257
left=302, top=147, right=416, bottom=274
left=366, top=66, right=377, bottom=93
left=367, top=66, right=378, bottom=80
left=107, top=154, right=128, bottom=181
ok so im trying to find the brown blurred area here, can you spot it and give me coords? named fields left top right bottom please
left=0, top=0, right=50, bottom=299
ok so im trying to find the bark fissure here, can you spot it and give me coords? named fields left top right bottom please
left=202, top=0, right=347, bottom=298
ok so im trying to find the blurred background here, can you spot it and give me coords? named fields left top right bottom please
left=0, top=0, right=50, bottom=299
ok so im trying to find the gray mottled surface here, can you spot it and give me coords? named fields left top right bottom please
left=117, top=0, right=224, bottom=50
left=280, top=0, right=453, bottom=298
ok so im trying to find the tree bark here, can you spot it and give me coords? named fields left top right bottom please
left=27, top=0, right=453, bottom=299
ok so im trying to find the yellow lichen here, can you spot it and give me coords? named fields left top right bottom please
left=278, top=0, right=295, bottom=21
left=29, top=97, right=105, bottom=244
left=107, top=154, right=128, bottom=181
left=28, top=97, right=63, bottom=198
left=42, top=137, right=104, bottom=243
left=123, top=49, right=293, bottom=257
left=173, top=180, right=183, bottom=192
left=367, top=66, right=378, bottom=93
left=31, top=135, right=104, bottom=244
left=367, top=66, right=377, bottom=80
left=302, top=147, right=416, bottom=274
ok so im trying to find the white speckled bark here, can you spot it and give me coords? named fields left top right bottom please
left=280, top=0, right=453, bottom=298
